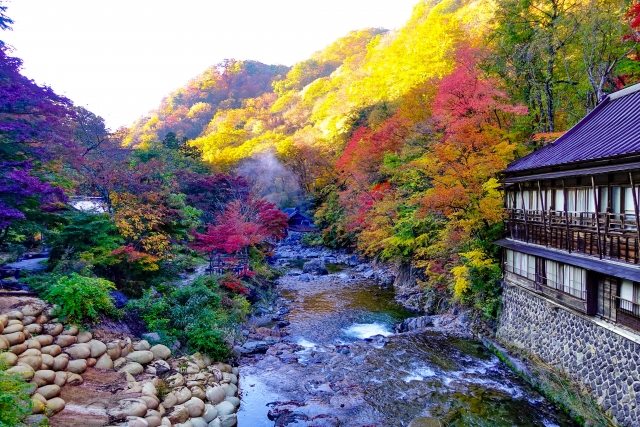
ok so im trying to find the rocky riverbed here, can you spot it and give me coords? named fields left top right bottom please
left=236, top=236, right=578, bottom=426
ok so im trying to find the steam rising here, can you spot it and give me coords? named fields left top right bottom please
left=236, top=151, right=303, bottom=207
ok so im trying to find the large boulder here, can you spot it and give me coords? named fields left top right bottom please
left=396, top=315, right=434, bottom=333
left=214, top=401, right=235, bottom=417
left=150, top=344, right=171, bottom=360
left=184, top=397, right=205, bottom=417
left=46, top=397, right=66, bottom=415
left=95, top=353, right=113, bottom=370
left=126, top=350, right=154, bottom=365
left=302, top=258, right=328, bottom=275
left=66, top=359, right=87, bottom=374
left=36, top=384, right=60, bottom=399
left=119, top=362, right=144, bottom=375
left=88, top=339, right=107, bottom=358
left=64, top=343, right=91, bottom=359
left=205, top=386, right=226, bottom=405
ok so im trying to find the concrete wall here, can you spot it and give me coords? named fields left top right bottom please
left=497, top=282, right=640, bottom=426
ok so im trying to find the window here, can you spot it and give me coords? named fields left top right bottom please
left=544, top=259, right=586, bottom=299
left=505, top=249, right=535, bottom=281
left=619, top=280, right=640, bottom=316
left=566, top=187, right=595, bottom=213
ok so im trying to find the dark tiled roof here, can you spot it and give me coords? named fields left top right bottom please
left=506, top=83, right=640, bottom=173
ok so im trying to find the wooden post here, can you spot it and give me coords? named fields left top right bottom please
left=519, top=183, right=529, bottom=242
left=538, top=180, right=548, bottom=246
left=563, top=180, right=571, bottom=252
left=592, top=176, right=603, bottom=259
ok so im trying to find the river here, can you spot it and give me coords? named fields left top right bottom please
left=237, top=238, right=577, bottom=426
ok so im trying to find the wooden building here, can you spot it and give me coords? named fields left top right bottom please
left=497, top=83, right=640, bottom=332
left=283, top=207, right=316, bottom=233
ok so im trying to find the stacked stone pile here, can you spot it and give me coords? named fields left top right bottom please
left=0, top=302, right=240, bottom=427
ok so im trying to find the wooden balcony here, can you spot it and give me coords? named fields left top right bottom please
left=506, top=209, right=640, bottom=264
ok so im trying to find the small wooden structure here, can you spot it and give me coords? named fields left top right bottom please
left=283, top=207, right=316, bottom=233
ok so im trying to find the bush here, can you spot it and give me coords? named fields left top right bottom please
left=43, top=273, right=117, bottom=325
left=128, top=275, right=250, bottom=359
left=0, top=363, right=32, bottom=427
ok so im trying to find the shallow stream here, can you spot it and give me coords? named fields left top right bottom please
left=237, top=242, right=577, bottom=426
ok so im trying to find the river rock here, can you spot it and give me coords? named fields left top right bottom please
left=166, top=372, right=185, bottom=387
left=86, top=357, right=97, bottom=367
left=222, top=383, right=237, bottom=397
left=141, top=381, right=157, bottom=396
left=41, top=344, right=62, bottom=356
left=167, top=405, right=189, bottom=424
left=44, top=323, right=63, bottom=337
left=184, top=397, right=205, bottom=417
left=34, top=334, right=53, bottom=347
left=145, top=415, right=162, bottom=427
left=7, top=364, right=34, bottom=380
left=67, top=359, right=87, bottom=374
left=191, top=385, right=206, bottom=400
left=55, top=334, right=76, bottom=347
left=239, top=340, right=269, bottom=355
left=0, top=335, right=9, bottom=350
left=120, top=362, right=144, bottom=375
left=214, top=401, right=235, bottom=417
left=0, top=351, right=17, bottom=366
left=203, top=404, right=218, bottom=422
left=218, top=414, right=237, bottom=427
left=396, top=315, right=434, bottom=333
left=39, top=352, right=52, bottom=369
left=31, top=393, right=46, bottom=414
left=4, top=331, right=25, bottom=346
left=108, top=398, right=148, bottom=419
left=22, top=304, right=44, bottom=317
left=95, top=353, right=113, bottom=370
left=140, top=394, right=160, bottom=410
left=207, top=419, right=222, bottom=427
left=4, top=323, right=24, bottom=334
left=74, top=330, right=91, bottom=343
left=222, top=372, right=237, bottom=385
left=17, top=355, right=42, bottom=370
left=67, top=372, right=84, bottom=386
left=174, top=386, right=192, bottom=404
left=25, top=323, right=42, bottom=335
left=0, top=314, right=6, bottom=327
left=62, top=325, right=78, bottom=335
left=133, top=340, right=151, bottom=351
left=6, top=310, right=23, bottom=320
left=25, top=338, right=41, bottom=349
left=125, top=416, right=148, bottom=427
left=53, top=371, right=67, bottom=387
left=127, top=350, right=154, bottom=365
left=107, top=341, right=122, bottom=359
left=65, top=343, right=91, bottom=359
left=46, top=397, right=66, bottom=415
left=10, top=342, right=27, bottom=355
left=88, top=339, right=107, bottom=357
left=33, top=369, right=55, bottom=386
left=225, top=396, right=240, bottom=409
left=150, top=344, right=171, bottom=360
left=162, top=392, right=178, bottom=409
left=36, top=384, right=61, bottom=399
left=52, top=354, right=69, bottom=371
left=114, top=357, right=127, bottom=369
left=303, top=258, right=328, bottom=275
left=205, top=386, right=226, bottom=404
left=190, top=418, right=209, bottom=427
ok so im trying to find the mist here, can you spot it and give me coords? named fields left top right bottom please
left=236, top=151, right=304, bottom=208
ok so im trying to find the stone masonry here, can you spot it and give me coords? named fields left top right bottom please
left=497, top=283, right=640, bottom=426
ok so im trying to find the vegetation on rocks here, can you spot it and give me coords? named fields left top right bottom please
left=0, top=362, right=33, bottom=427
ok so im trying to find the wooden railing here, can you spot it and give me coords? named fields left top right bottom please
left=507, top=209, right=640, bottom=264
left=619, top=297, right=640, bottom=317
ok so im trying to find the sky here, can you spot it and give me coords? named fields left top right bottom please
left=2, top=0, right=418, bottom=129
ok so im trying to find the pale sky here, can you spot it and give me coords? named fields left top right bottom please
left=2, top=0, right=418, bottom=129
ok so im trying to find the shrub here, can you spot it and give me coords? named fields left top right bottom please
left=129, top=275, right=251, bottom=359
left=43, top=273, right=116, bottom=325
left=0, top=362, right=32, bottom=427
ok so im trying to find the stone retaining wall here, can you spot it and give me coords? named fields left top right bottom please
left=497, top=283, right=640, bottom=426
